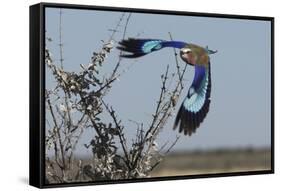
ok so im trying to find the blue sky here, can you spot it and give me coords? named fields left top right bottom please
left=45, top=7, right=271, bottom=155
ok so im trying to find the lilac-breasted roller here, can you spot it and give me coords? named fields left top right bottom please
left=117, top=38, right=217, bottom=136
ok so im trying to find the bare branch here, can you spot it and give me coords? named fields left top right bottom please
left=105, top=13, right=132, bottom=95
left=165, top=136, right=180, bottom=154
left=146, top=64, right=170, bottom=139
left=109, top=13, right=126, bottom=41
left=46, top=98, right=66, bottom=171
left=45, top=12, right=186, bottom=183
left=101, top=99, right=132, bottom=170
left=59, top=8, right=64, bottom=69
left=168, top=32, right=182, bottom=89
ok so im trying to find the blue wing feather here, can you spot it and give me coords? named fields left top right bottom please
left=117, top=38, right=187, bottom=58
left=191, top=65, right=206, bottom=90
left=118, top=38, right=212, bottom=136
left=174, top=64, right=211, bottom=136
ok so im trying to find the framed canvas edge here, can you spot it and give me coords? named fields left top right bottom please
left=30, top=3, right=45, bottom=188
left=270, top=17, right=275, bottom=174
left=41, top=2, right=274, bottom=20
left=29, top=2, right=275, bottom=189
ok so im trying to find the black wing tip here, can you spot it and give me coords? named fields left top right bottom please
left=117, top=38, right=148, bottom=57
left=118, top=38, right=145, bottom=46
left=173, top=64, right=212, bottom=136
left=116, top=45, right=135, bottom=53
left=118, top=38, right=134, bottom=45
left=119, top=53, right=146, bottom=58
left=184, top=128, right=195, bottom=136
left=173, top=99, right=211, bottom=136
left=173, top=105, right=198, bottom=136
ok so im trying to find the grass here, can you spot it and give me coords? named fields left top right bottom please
left=46, top=147, right=271, bottom=183
left=150, top=147, right=271, bottom=177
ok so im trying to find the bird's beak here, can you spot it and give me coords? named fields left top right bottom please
left=206, top=46, right=218, bottom=55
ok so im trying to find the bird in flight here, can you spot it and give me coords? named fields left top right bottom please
left=117, top=38, right=217, bottom=136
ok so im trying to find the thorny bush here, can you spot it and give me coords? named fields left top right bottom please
left=45, top=12, right=186, bottom=184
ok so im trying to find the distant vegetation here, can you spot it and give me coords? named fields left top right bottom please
left=151, top=147, right=271, bottom=177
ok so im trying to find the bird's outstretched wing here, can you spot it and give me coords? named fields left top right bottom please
left=117, top=38, right=187, bottom=58
left=174, top=64, right=211, bottom=136
left=117, top=38, right=213, bottom=136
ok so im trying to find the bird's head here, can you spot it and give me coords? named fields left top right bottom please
left=180, top=45, right=217, bottom=66
left=180, top=47, right=195, bottom=65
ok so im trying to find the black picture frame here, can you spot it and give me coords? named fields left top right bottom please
left=30, top=2, right=274, bottom=188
